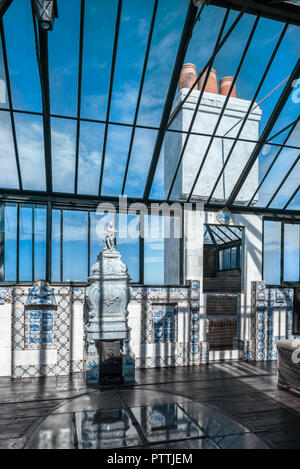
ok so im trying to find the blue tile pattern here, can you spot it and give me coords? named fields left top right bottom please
left=251, top=282, right=294, bottom=361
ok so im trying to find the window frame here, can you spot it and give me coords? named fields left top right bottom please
left=263, top=217, right=300, bottom=287
left=0, top=202, right=184, bottom=287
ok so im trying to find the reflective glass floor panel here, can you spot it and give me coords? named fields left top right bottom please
left=26, top=389, right=269, bottom=449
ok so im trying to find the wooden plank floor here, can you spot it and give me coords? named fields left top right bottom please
left=0, top=361, right=300, bottom=449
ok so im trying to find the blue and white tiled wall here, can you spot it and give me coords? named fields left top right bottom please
left=248, top=281, right=294, bottom=361
left=2, top=278, right=293, bottom=378
left=128, top=281, right=209, bottom=369
left=0, top=285, right=85, bottom=378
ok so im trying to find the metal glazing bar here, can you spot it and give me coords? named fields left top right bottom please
left=167, top=0, right=251, bottom=128
left=166, top=7, right=230, bottom=201
left=267, top=116, right=299, bottom=143
left=283, top=184, right=300, bottom=209
left=142, top=0, right=199, bottom=200
left=98, top=0, right=122, bottom=196
left=207, top=21, right=288, bottom=204
left=121, top=0, right=158, bottom=195
left=207, top=225, right=218, bottom=248
left=0, top=20, right=22, bottom=190
left=74, top=0, right=85, bottom=195
left=266, top=153, right=300, bottom=208
left=226, top=58, right=300, bottom=208
left=247, top=115, right=299, bottom=207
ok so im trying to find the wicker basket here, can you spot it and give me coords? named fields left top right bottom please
left=277, top=339, right=300, bottom=396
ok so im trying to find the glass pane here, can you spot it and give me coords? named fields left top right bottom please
left=117, top=213, right=139, bottom=282
left=263, top=220, right=281, bottom=285
left=4, top=203, right=17, bottom=281
left=110, top=0, right=155, bottom=124
left=81, top=0, right=118, bottom=120
left=124, top=128, right=158, bottom=198
left=137, top=0, right=188, bottom=127
left=34, top=206, right=46, bottom=281
left=231, top=247, right=237, bottom=269
left=0, top=110, right=19, bottom=188
left=14, top=113, right=46, bottom=190
left=254, top=23, right=300, bottom=134
left=51, top=117, right=77, bottom=193
left=237, top=145, right=299, bottom=208
left=101, top=125, right=132, bottom=196
left=144, top=215, right=164, bottom=284
left=224, top=249, right=230, bottom=269
left=269, top=158, right=300, bottom=209
left=63, top=210, right=88, bottom=281
left=3, top=0, right=42, bottom=111
left=77, top=121, right=104, bottom=195
left=0, top=31, right=8, bottom=108
left=49, top=0, right=81, bottom=116
left=51, top=209, right=61, bottom=282
left=219, top=251, right=223, bottom=270
left=284, top=224, right=300, bottom=282
left=19, top=204, right=33, bottom=281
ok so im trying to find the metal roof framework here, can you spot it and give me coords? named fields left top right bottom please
left=0, top=0, right=299, bottom=217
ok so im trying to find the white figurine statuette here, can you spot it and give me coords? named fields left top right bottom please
left=104, top=221, right=117, bottom=252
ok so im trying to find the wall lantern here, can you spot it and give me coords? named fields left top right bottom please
left=32, top=0, right=58, bottom=31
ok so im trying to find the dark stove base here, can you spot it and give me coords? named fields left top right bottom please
left=96, top=380, right=137, bottom=391
left=99, top=375, right=124, bottom=386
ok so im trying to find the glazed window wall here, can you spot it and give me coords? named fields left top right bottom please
left=0, top=203, right=181, bottom=285
left=263, top=219, right=300, bottom=286
left=218, top=246, right=239, bottom=271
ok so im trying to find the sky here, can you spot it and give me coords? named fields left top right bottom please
left=0, top=0, right=299, bottom=284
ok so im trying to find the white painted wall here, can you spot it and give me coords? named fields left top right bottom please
left=0, top=304, right=11, bottom=376
left=70, top=304, right=84, bottom=363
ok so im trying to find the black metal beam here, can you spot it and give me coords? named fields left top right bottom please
left=74, top=0, right=85, bottom=195
left=121, top=0, right=158, bottom=195
left=0, top=20, right=22, bottom=190
left=224, top=225, right=241, bottom=240
left=247, top=115, right=299, bottom=207
left=98, top=0, right=122, bottom=196
left=266, top=153, right=300, bottom=208
left=38, top=29, right=52, bottom=194
left=206, top=225, right=218, bottom=248
left=46, top=200, right=52, bottom=282
left=209, top=0, right=300, bottom=26
left=32, top=1, right=53, bottom=194
left=166, top=7, right=230, bottom=200
left=209, top=226, right=226, bottom=244
left=187, top=15, right=260, bottom=202
left=0, top=189, right=299, bottom=217
left=207, top=21, right=288, bottom=204
left=226, top=58, right=300, bottom=208
left=142, top=0, right=198, bottom=201
left=215, top=225, right=233, bottom=242
left=1, top=105, right=300, bottom=151
left=0, top=0, right=12, bottom=17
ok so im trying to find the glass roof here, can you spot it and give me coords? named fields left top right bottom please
left=204, top=224, right=242, bottom=246
left=0, top=0, right=299, bottom=214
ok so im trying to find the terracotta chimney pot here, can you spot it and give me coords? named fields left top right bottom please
left=198, top=68, right=218, bottom=94
left=179, top=63, right=198, bottom=91
left=220, top=76, right=237, bottom=98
